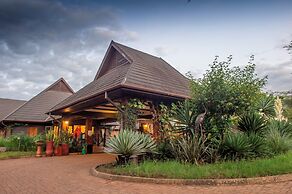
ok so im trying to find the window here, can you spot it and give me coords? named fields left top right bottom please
left=27, top=127, right=38, bottom=137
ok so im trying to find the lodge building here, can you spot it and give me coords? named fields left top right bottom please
left=0, top=41, right=190, bottom=151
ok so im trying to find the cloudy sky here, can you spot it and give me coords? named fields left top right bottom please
left=0, top=0, right=292, bottom=100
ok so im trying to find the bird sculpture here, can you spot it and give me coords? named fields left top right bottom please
left=195, top=105, right=207, bottom=138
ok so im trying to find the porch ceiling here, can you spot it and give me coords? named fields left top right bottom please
left=50, top=87, right=181, bottom=116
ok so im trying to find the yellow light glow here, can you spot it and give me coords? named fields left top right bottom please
left=64, top=121, right=69, bottom=125
left=81, top=126, right=86, bottom=133
left=68, top=126, right=73, bottom=134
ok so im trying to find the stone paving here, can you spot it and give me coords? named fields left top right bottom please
left=0, top=153, right=291, bottom=194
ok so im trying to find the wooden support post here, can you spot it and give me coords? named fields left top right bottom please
left=149, top=102, right=160, bottom=139
left=85, top=118, right=93, bottom=138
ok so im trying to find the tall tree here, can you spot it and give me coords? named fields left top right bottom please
left=188, top=55, right=267, bottom=137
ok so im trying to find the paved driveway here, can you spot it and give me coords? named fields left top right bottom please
left=0, top=153, right=291, bottom=194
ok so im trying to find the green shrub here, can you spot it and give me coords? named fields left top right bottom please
left=105, top=130, right=157, bottom=164
left=265, top=128, right=292, bottom=155
left=0, top=138, right=6, bottom=147
left=170, top=136, right=210, bottom=165
left=267, top=120, right=292, bottom=137
left=4, top=136, right=20, bottom=151
left=247, top=133, right=268, bottom=157
left=238, top=112, right=266, bottom=135
left=220, top=133, right=252, bottom=160
left=155, top=139, right=175, bottom=160
left=1, top=135, right=37, bottom=151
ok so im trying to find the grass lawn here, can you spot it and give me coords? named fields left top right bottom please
left=0, top=151, right=35, bottom=160
left=99, top=152, right=292, bottom=179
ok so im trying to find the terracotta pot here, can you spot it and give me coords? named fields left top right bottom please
left=54, top=144, right=63, bottom=156
left=62, top=143, right=69, bottom=156
left=45, top=141, right=54, bottom=156
left=36, top=140, right=44, bottom=157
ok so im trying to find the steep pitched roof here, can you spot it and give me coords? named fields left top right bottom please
left=0, top=98, right=26, bottom=122
left=51, top=41, right=190, bottom=112
left=5, top=78, right=74, bottom=122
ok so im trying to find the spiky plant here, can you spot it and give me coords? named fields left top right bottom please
left=238, top=112, right=266, bottom=135
left=170, top=100, right=197, bottom=137
left=220, top=133, right=252, bottom=161
left=170, top=136, right=210, bottom=165
left=265, top=127, right=292, bottom=155
left=247, top=133, right=268, bottom=157
left=46, top=130, right=54, bottom=141
left=267, top=120, right=292, bottom=137
left=255, top=95, right=275, bottom=118
left=105, top=130, right=156, bottom=164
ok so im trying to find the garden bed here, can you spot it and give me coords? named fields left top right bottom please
left=97, top=152, right=292, bottom=179
left=0, top=151, right=35, bottom=160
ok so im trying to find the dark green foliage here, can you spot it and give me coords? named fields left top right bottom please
left=119, top=99, right=145, bottom=130
left=170, top=100, right=197, bottom=137
left=0, top=138, right=5, bottom=147
left=247, top=133, right=268, bottom=157
left=0, top=135, right=37, bottom=151
left=155, top=139, right=175, bottom=160
left=188, top=56, right=267, bottom=136
left=238, top=112, right=266, bottom=135
left=220, top=133, right=252, bottom=160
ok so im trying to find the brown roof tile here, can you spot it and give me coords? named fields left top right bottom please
left=51, top=41, right=190, bottom=112
left=5, top=78, right=74, bottom=122
left=0, top=98, right=26, bottom=121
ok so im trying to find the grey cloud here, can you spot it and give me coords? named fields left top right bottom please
left=256, top=60, right=292, bottom=92
left=0, top=0, right=138, bottom=100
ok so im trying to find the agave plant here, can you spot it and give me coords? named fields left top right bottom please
left=105, top=130, right=156, bottom=164
left=238, top=112, right=266, bottom=135
left=220, top=132, right=252, bottom=161
left=247, top=133, right=268, bottom=158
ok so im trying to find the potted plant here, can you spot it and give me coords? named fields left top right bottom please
left=34, top=134, right=45, bottom=157
left=53, top=136, right=62, bottom=156
left=61, top=130, right=70, bottom=156
left=45, top=130, right=54, bottom=157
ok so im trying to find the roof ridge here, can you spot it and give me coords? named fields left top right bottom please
left=43, top=77, right=74, bottom=94
left=112, top=41, right=162, bottom=60
left=94, top=41, right=132, bottom=80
